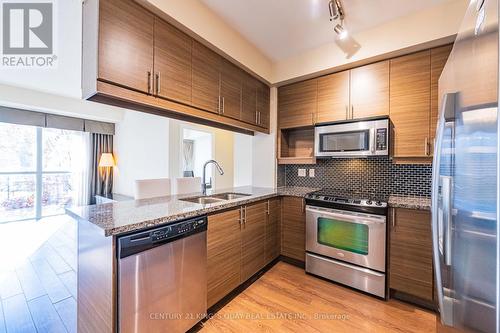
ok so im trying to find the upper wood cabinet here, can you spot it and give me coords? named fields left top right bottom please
left=278, top=80, right=317, bottom=129
left=317, top=70, right=350, bottom=123
left=207, top=208, right=242, bottom=308
left=241, top=73, right=258, bottom=125
left=220, top=59, right=242, bottom=120
left=350, top=61, right=390, bottom=119
left=241, top=202, right=267, bottom=282
left=88, top=0, right=270, bottom=134
left=389, top=208, right=433, bottom=302
left=257, top=81, right=271, bottom=128
left=430, top=45, right=453, bottom=152
left=98, top=0, right=154, bottom=94
left=191, top=41, right=220, bottom=114
left=281, top=197, right=306, bottom=262
left=390, top=50, right=431, bottom=158
left=153, top=18, right=192, bottom=104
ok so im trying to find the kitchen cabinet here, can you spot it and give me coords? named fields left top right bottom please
left=241, top=202, right=267, bottom=282
left=265, top=198, right=281, bottom=262
left=207, top=208, right=242, bottom=308
left=281, top=197, right=306, bottom=262
left=430, top=45, right=453, bottom=153
left=191, top=41, right=221, bottom=114
left=278, top=128, right=316, bottom=165
left=317, top=70, right=350, bottom=123
left=256, top=81, right=271, bottom=128
left=350, top=61, right=390, bottom=119
left=86, top=0, right=270, bottom=135
left=390, top=50, right=431, bottom=158
left=241, top=73, right=258, bottom=125
left=220, top=59, right=242, bottom=120
left=389, top=208, right=433, bottom=302
left=98, top=0, right=154, bottom=94
left=153, top=18, right=192, bottom=104
left=207, top=199, right=280, bottom=307
left=278, top=79, right=317, bottom=129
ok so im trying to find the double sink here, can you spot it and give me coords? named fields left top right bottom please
left=180, top=192, right=251, bottom=205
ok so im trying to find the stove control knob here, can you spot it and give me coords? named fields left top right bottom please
left=376, top=201, right=382, bottom=206
left=366, top=200, right=373, bottom=205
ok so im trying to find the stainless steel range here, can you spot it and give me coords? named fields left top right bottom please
left=305, top=189, right=388, bottom=298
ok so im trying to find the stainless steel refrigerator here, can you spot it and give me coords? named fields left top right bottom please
left=433, top=0, right=498, bottom=332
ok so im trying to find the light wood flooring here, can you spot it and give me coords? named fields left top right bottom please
left=0, top=215, right=77, bottom=333
left=201, top=262, right=436, bottom=333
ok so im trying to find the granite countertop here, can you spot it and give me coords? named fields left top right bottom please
left=388, top=195, right=431, bottom=211
left=67, top=186, right=318, bottom=237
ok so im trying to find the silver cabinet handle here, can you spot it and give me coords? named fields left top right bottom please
left=425, top=137, right=429, bottom=156
left=244, top=206, right=247, bottom=224
left=221, top=97, right=225, bottom=114
left=147, top=71, right=152, bottom=94
left=258, top=112, right=261, bottom=125
left=218, top=96, right=221, bottom=114
left=351, top=105, right=354, bottom=119
left=255, top=111, right=258, bottom=124
left=391, top=208, right=396, bottom=229
left=239, top=206, right=243, bottom=226
left=156, top=72, right=161, bottom=95
left=345, top=105, right=348, bottom=120
left=266, top=200, right=270, bottom=215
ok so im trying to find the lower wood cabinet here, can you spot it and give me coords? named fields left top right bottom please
left=207, top=208, right=242, bottom=308
left=281, top=197, right=306, bottom=262
left=389, top=208, right=434, bottom=302
left=207, top=199, right=281, bottom=307
left=265, top=198, right=281, bottom=262
left=241, top=202, right=267, bottom=282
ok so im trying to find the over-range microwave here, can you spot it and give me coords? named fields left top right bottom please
left=314, top=117, right=389, bottom=158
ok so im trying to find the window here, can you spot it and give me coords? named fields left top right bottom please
left=181, top=128, right=214, bottom=182
left=0, top=123, right=87, bottom=223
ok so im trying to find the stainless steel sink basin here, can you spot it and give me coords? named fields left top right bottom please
left=210, top=192, right=251, bottom=200
left=180, top=192, right=251, bottom=204
left=180, top=197, right=225, bottom=205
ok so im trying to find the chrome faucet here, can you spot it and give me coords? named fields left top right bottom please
left=202, top=160, right=224, bottom=195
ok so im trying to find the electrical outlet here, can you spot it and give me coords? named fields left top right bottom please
left=309, top=169, right=315, bottom=178
left=298, top=168, right=306, bottom=177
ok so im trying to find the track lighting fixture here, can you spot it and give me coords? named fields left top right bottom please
left=328, top=0, right=348, bottom=39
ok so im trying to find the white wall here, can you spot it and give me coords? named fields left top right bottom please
left=113, top=110, right=170, bottom=197
left=233, top=134, right=253, bottom=187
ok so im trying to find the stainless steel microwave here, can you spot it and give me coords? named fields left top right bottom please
left=314, top=118, right=389, bottom=158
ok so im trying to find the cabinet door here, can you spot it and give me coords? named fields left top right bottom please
left=192, top=41, right=220, bottom=114
left=241, top=202, right=267, bottom=282
left=220, top=59, right=242, bottom=120
left=389, top=208, right=433, bottom=301
left=281, top=197, right=306, bottom=261
left=430, top=45, right=453, bottom=153
left=278, top=80, right=317, bottom=129
left=317, top=70, right=350, bottom=123
left=153, top=18, right=192, bottom=104
left=257, top=81, right=271, bottom=129
left=390, top=50, right=431, bottom=157
left=241, top=73, right=257, bottom=125
left=207, top=208, right=241, bottom=307
left=98, top=0, right=154, bottom=94
left=265, top=198, right=281, bottom=263
left=350, top=61, right=389, bottom=119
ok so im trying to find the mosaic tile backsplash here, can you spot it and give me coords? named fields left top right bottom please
left=278, top=157, right=432, bottom=197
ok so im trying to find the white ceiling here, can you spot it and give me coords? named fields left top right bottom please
left=199, top=0, right=451, bottom=61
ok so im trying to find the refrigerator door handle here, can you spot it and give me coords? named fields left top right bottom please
left=431, top=92, right=457, bottom=327
left=441, top=176, right=453, bottom=266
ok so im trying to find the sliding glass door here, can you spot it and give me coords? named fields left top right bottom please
left=0, top=123, right=87, bottom=223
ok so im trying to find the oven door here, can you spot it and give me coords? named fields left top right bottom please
left=306, top=205, right=386, bottom=272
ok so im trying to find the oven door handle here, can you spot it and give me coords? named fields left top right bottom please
left=306, top=206, right=386, bottom=225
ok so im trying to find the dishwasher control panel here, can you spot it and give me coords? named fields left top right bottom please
left=118, top=216, right=208, bottom=259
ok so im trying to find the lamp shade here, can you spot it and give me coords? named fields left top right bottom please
left=99, top=153, right=115, bottom=167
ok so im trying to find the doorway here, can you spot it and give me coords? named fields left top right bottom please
left=180, top=127, right=214, bottom=187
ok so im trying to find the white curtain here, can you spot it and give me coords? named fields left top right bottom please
left=72, top=132, right=91, bottom=206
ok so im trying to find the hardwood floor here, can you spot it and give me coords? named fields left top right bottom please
left=0, top=215, right=77, bottom=333
left=201, top=262, right=436, bottom=333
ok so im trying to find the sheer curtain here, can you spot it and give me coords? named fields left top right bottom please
left=72, top=132, right=91, bottom=206
left=183, top=139, right=195, bottom=173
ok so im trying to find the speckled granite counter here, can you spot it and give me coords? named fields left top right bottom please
left=388, top=195, right=431, bottom=211
left=67, top=186, right=318, bottom=237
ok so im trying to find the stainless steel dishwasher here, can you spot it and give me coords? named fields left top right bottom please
left=117, top=216, right=207, bottom=333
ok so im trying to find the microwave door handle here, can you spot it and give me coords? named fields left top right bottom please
left=431, top=92, right=456, bottom=327
left=370, top=128, right=376, bottom=154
